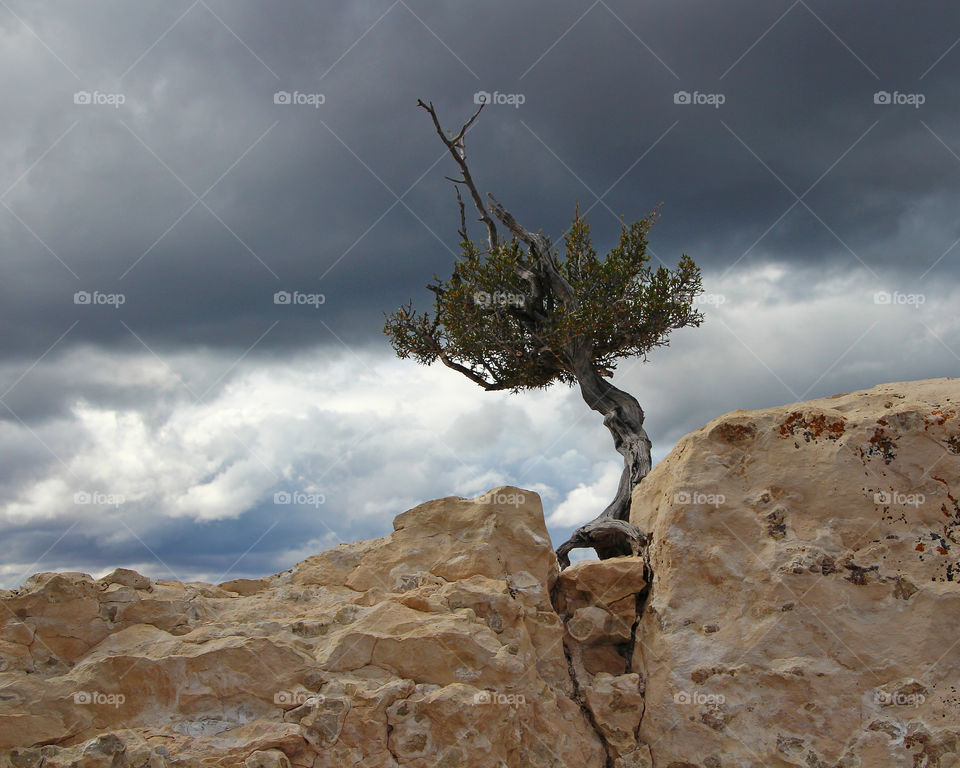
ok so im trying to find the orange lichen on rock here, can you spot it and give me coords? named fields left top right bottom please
left=777, top=411, right=846, bottom=441
left=711, top=421, right=758, bottom=444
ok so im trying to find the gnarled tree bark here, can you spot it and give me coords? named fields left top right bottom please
left=556, top=349, right=651, bottom=568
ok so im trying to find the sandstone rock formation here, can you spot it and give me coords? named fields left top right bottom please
left=630, top=376, right=960, bottom=767
left=0, top=488, right=647, bottom=767
left=1, top=377, right=958, bottom=767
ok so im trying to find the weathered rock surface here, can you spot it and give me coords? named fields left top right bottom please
left=630, top=377, right=960, bottom=767
left=2, top=377, right=959, bottom=767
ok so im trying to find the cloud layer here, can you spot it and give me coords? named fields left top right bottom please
left=2, top=0, right=959, bottom=584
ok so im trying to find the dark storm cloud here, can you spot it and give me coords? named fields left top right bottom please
left=3, top=0, right=960, bottom=367
left=2, top=1, right=960, bottom=586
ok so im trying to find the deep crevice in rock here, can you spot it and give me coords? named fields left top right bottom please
left=625, top=545, right=654, bottom=675
left=385, top=722, right=400, bottom=766
left=631, top=549, right=655, bottom=757
left=559, top=634, right=615, bottom=768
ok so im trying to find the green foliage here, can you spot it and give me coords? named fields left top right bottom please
left=384, top=207, right=704, bottom=392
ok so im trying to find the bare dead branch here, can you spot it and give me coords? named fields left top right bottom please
left=449, top=102, right=484, bottom=146
left=417, top=99, right=499, bottom=251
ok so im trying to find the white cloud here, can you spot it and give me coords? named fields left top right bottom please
left=547, top=462, right=623, bottom=527
left=0, top=346, right=607, bottom=534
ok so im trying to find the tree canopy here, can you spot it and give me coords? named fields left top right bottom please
left=384, top=207, right=703, bottom=393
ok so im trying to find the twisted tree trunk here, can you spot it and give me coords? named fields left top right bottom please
left=555, top=350, right=651, bottom=568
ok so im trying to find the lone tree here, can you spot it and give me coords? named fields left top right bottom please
left=384, top=101, right=704, bottom=568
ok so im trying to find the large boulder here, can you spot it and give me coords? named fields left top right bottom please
left=630, top=377, right=960, bottom=767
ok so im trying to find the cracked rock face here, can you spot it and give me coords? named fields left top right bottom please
left=630, top=377, right=960, bottom=767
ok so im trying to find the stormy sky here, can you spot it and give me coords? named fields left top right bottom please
left=1, top=0, right=959, bottom=587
